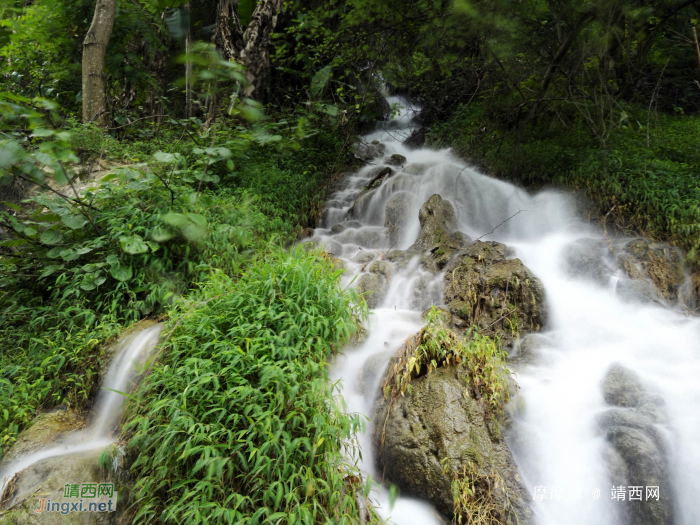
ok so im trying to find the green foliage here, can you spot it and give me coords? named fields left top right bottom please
left=428, top=102, right=700, bottom=261
left=0, top=315, right=122, bottom=457
left=381, top=308, right=511, bottom=418
left=123, top=248, right=369, bottom=524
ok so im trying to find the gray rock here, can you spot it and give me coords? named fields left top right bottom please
left=358, top=273, right=386, bottom=309
left=615, top=238, right=685, bottom=305
left=615, top=278, right=660, bottom=305
left=372, top=367, right=533, bottom=524
left=386, top=154, right=407, bottom=166
left=561, top=238, right=611, bottom=286
left=443, top=241, right=547, bottom=348
left=369, top=260, right=393, bottom=282
left=384, top=192, right=414, bottom=246
left=363, top=167, right=393, bottom=192
left=401, top=163, right=431, bottom=176
left=598, top=364, right=674, bottom=525
left=353, top=141, right=386, bottom=161
left=357, top=351, right=394, bottom=395
left=330, top=224, right=346, bottom=235
left=507, top=333, right=550, bottom=369
left=352, top=251, right=376, bottom=264
left=602, top=364, right=645, bottom=408
left=409, top=194, right=459, bottom=253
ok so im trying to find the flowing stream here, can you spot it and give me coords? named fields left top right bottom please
left=0, top=324, right=163, bottom=503
left=318, top=99, right=700, bottom=524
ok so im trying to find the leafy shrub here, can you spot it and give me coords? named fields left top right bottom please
left=381, top=308, right=511, bottom=418
left=123, top=248, right=368, bottom=524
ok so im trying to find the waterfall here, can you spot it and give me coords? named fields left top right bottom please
left=316, top=98, right=700, bottom=524
left=0, top=324, right=163, bottom=502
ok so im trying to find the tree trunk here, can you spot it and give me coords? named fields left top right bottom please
left=212, top=0, right=284, bottom=99
left=82, top=0, right=117, bottom=125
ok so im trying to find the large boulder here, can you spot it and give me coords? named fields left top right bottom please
left=616, top=238, right=684, bottom=305
left=409, top=194, right=459, bottom=253
left=353, top=141, right=386, bottom=161
left=357, top=273, right=387, bottom=309
left=443, top=241, right=547, bottom=348
left=562, top=237, right=688, bottom=306
left=384, top=192, right=414, bottom=246
left=598, top=364, right=674, bottom=525
left=372, top=366, right=533, bottom=524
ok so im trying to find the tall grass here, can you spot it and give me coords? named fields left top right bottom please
left=122, top=248, right=370, bottom=524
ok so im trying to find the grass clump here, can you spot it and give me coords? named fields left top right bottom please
left=445, top=460, right=514, bottom=525
left=381, top=308, right=511, bottom=418
left=121, top=247, right=370, bottom=524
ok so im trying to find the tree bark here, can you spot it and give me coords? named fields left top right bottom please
left=212, top=0, right=284, bottom=99
left=82, top=0, right=117, bottom=125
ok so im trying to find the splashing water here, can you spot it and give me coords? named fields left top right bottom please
left=317, top=97, right=700, bottom=524
left=0, top=324, right=163, bottom=502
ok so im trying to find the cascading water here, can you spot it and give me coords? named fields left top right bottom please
left=0, top=324, right=163, bottom=503
left=316, top=98, right=700, bottom=524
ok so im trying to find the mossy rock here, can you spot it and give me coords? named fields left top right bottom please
left=372, top=367, right=533, bottom=524
left=443, top=241, right=546, bottom=348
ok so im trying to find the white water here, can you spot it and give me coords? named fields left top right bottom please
left=0, top=324, right=163, bottom=502
left=317, top=99, right=700, bottom=524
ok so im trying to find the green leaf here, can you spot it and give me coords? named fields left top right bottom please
left=61, top=214, right=89, bottom=230
left=39, top=264, right=64, bottom=279
left=151, top=228, right=174, bottom=242
left=0, top=140, right=25, bottom=168
left=119, top=234, right=149, bottom=254
left=109, top=262, right=133, bottom=282
left=39, top=230, right=63, bottom=244
left=32, top=128, right=55, bottom=138
left=22, top=226, right=37, bottom=237
left=310, top=65, right=332, bottom=98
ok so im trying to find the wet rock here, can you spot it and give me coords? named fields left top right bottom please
left=561, top=238, right=610, bottom=286
left=0, top=409, right=84, bottom=469
left=353, top=141, right=386, bottom=161
left=297, top=227, right=315, bottom=240
left=409, top=194, right=459, bottom=253
left=352, top=251, right=376, bottom=264
left=384, top=249, right=418, bottom=270
left=598, top=364, right=674, bottom=525
left=347, top=188, right=376, bottom=219
left=369, top=260, right=393, bottom=282
left=615, top=238, right=685, bottom=305
left=0, top=447, right=119, bottom=524
left=384, top=192, right=414, bottom=246
left=507, top=333, right=550, bottom=370
left=358, top=273, right=387, bottom=309
left=372, top=366, right=533, bottom=524
left=357, top=350, right=393, bottom=394
left=386, top=154, right=407, bottom=166
left=330, top=224, right=346, bottom=235
left=562, top=237, right=688, bottom=307
left=615, top=279, right=660, bottom=305
left=356, top=229, right=384, bottom=249
left=363, top=167, right=393, bottom=193
left=401, top=163, right=431, bottom=176
left=601, top=364, right=645, bottom=408
left=443, top=241, right=546, bottom=348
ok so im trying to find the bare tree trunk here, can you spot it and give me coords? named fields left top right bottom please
left=185, top=2, right=193, bottom=119
left=82, top=0, right=117, bottom=125
left=212, top=0, right=284, bottom=99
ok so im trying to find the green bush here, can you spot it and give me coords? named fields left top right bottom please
left=123, top=248, right=368, bottom=524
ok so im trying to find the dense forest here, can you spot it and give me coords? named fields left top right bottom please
left=1, top=0, right=699, bottom=523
